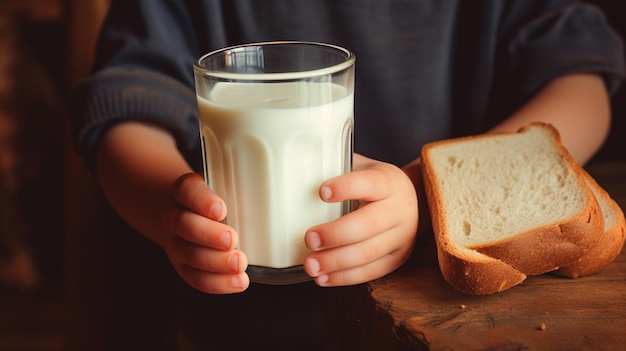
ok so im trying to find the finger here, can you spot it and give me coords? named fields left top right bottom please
left=304, top=227, right=402, bottom=277
left=307, top=249, right=410, bottom=287
left=171, top=173, right=226, bottom=221
left=320, top=167, right=391, bottom=203
left=169, top=236, right=247, bottom=273
left=165, top=206, right=238, bottom=250
left=177, top=265, right=250, bottom=294
left=305, top=201, right=399, bottom=250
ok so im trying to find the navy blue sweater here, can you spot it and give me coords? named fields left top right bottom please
left=72, top=0, right=624, bottom=173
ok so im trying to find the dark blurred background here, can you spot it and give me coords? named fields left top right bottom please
left=0, top=1, right=623, bottom=350
left=0, top=1, right=109, bottom=350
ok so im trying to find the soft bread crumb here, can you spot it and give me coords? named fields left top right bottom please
left=427, top=126, right=587, bottom=247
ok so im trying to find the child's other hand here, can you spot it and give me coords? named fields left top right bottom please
left=303, top=154, right=419, bottom=286
left=161, top=173, right=249, bottom=294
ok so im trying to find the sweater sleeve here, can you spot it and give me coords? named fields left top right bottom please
left=504, top=1, right=624, bottom=98
left=69, top=0, right=203, bottom=174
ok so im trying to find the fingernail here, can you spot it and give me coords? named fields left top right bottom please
left=228, top=254, right=240, bottom=272
left=306, top=257, right=320, bottom=275
left=321, top=186, right=332, bottom=201
left=317, top=274, right=329, bottom=284
left=231, top=275, right=243, bottom=289
left=210, top=203, right=223, bottom=219
left=220, top=231, right=232, bottom=249
left=306, top=231, right=321, bottom=250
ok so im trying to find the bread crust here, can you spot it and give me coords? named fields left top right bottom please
left=554, top=170, right=626, bottom=278
left=474, top=194, right=602, bottom=275
left=436, top=247, right=527, bottom=295
left=422, top=123, right=604, bottom=295
left=424, top=168, right=527, bottom=294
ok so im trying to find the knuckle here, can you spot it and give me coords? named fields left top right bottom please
left=173, top=172, right=199, bottom=191
left=171, top=173, right=204, bottom=203
left=170, top=209, right=185, bottom=232
left=186, top=269, right=214, bottom=293
left=361, top=267, right=379, bottom=283
left=182, top=242, right=195, bottom=263
left=360, top=243, right=379, bottom=263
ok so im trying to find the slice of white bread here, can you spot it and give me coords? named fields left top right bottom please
left=554, top=170, right=626, bottom=278
left=421, top=123, right=603, bottom=295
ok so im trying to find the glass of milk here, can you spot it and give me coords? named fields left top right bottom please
left=193, top=41, right=355, bottom=285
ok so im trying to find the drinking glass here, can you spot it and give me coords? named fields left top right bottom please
left=194, top=41, right=355, bottom=284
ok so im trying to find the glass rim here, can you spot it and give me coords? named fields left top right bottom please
left=194, top=41, right=356, bottom=81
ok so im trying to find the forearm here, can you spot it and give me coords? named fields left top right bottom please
left=489, top=73, right=611, bottom=165
left=96, top=121, right=195, bottom=247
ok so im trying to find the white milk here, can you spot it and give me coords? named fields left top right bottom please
left=197, top=82, right=353, bottom=268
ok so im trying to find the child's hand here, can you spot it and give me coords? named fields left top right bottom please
left=303, top=154, right=419, bottom=286
left=161, top=173, right=249, bottom=294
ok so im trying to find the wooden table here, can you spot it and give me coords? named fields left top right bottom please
left=325, top=160, right=626, bottom=351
